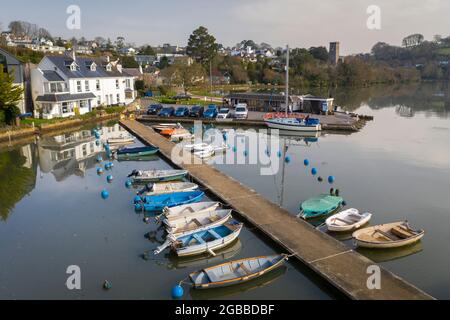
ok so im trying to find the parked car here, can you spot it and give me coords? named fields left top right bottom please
left=172, top=94, right=192, bottom=101
left=189, top=105, right=204, bottom=118
left=158, top=107, right=175, bottom=117
left=217, top=108, right=232, bottom=120
left=175, top=106, right=190, bottom=117
left=234, top=104, right=248, bottom=119
left=147, top=104, right=163, bottom=115
left=204, top=105, right=219, bottom=119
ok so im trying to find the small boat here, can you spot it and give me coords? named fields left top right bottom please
left=265, top=117, right=322, bottom=132
left=353, top=221, right=425, bottom=249
left=138, top=182, right=199, bottom=196
left=189, top=254, right=289, bottom=289
left=165, top=209, right=233, bottom=238
left=298, top=194, right=344, bottom=220
left=326, top=209, right=372, bottom=232
left=128, top=169, right=188, bottom=183
left=162, top=202, right=221, bottom=219
left=138, top=191, right=204, bottom=212
left=171, top=132, right=194, bottom=142
left=184, top=143, right=210, bottom=151
left=107, top=135, right=135, bottom=145
left=117, top=146, right=159, bottom=157
left=193, top=148, right=215, bottom=159
left=153, top=123, right=179, bottom=132
left=154, top=220, right=243, bottom=256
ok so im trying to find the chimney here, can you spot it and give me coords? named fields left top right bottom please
left=139, top=63, right=143, bottom=74
left=65, top=49, right=76, bottom=61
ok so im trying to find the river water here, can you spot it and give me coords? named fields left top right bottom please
left=1, top=82, right=449, bottom=299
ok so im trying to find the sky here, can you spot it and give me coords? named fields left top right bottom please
left=1, top=0, right=450, bottom=55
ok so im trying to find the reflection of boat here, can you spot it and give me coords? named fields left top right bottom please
left=356, top=242, right=423, bottom=263
left=138, top=182, right=199, bottom=196
left=166, top=239, right=242, bottom=270
left=155, top=220, right=243, bottom=256
left=165, top=209, right=233, bottom=238
left=326, top=209, right=372, bottom=232
left=117, top=155, right=159, bottom=162
left=278, top=130, right=322, bottom=139
left=353, top=221, right=425, bottom=249
left=139, top=191, right=205, bottom=212
left=190, top=265, right=287, bottom=300
left=107, top=135, right=135, bottom=145
left=128, top=169, right=188, bottom=183
left=117, top=146, right=159, bottom=158
left=298, top=195, right=344, bottom=220
left=189, top=254, right=289, bottom=290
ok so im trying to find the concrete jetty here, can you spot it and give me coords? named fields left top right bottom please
left=120, top=119, right=433, bottom=300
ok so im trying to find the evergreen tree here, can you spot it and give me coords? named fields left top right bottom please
left=0, top=65, right=24, bottom=125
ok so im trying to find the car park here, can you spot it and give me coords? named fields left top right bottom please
left=204, top=105, right=219, bottom=119
left=234, top=104, right=249, bottom=119
left=189, top=105, right=204, bottom=118
left=147, top=104, right=163, bottom=115
left=175, top=106, right=190, bottom=117
left=217, top=108, right=232, bottom=120
left=158, top=107, right=175, bottom=117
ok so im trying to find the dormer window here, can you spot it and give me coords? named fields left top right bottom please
left=91, top=64, right=97, bottom=72
left=85, top=61, right=97, bottom=71
left=106, top=64, right=112, bottom=72
left=70, top=64, right=77, bottom=71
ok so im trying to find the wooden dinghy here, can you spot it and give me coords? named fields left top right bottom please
left=128, top=169, right=188, bottom=183
left=154, top=220, right=243, bottom=257
left=189, top=254, right=289, bottom=289
left=326, top=209, right=372, bottom=232
left=164, top=209, right=233, bottom=238
left=138, top=182, right=199, bottom=196
left=162, top=202, right=221, bottom=219
left=352, top=221, right=425, bottom=249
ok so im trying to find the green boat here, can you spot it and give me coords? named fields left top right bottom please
left=116, top=146, right=159, bottom=158
left=298, top=194, right=344, bottom=220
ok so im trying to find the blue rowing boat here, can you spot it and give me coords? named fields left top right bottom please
left=117, top=146, right=159, bottom=157
left=135, top=190, right=205, bottom=212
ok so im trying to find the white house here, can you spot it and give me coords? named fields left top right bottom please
left=31, top=52, right=136, bottom=119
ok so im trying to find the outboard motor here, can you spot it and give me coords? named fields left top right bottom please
left=128, top=170, right=139, bottom=178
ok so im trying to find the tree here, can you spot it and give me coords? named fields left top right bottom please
left=140, top=45, right=155, bottom=56
left=158, top=56, right=170, bottom=69
left=186, top=26, right=218, bottom=68
left=402, top=34, right=424, bottom=48
left=161, top=62, right=205, bottom=93
left=120, top=56, right=139, bottom=68
left=0, top=65, right=24, bottom=125
left=309, top=46, right=328, bottom=62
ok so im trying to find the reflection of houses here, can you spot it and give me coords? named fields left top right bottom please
left=396, top=105, right=414, bottom=118
left=37, top=124, right=127, bottom=181
left=31, top=52, right=136, bottom=119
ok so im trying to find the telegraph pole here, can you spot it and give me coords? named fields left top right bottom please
left=285, top=44, right=289, bottom=116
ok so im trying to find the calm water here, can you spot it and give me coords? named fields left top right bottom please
left=1, top=82, right=450, bottom=299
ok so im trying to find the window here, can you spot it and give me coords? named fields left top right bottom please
left=97, top=96, right=101, bottom=106
left=106, top=64, right=112, bottom=72
left=96, top=80, right=100, bottom=90
left=125, top=91, right=133, bottom=99
left=125, top=79, right=131, bottom=89
left=115, top=79, right=120, bottom=89
left=77, top=81, right=82, bottom=93
left=90, top=142, right=95, bottom=153
left=62, top=102, right=69, bottom=113
left=85, top=80, right=89, bottom=91
left=117, top=94, right=120, bottom=104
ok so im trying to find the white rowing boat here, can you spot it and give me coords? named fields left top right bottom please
left=352, top=221, right=425, bottom=249
left=107, top=135, right=135, bottom=145
left=138, top=182, right=199, bottom=196
left=128, top=169, right=188, bottom=183
left=326, top=209, right=372, bottom=232
left=164, top=209, right=233, bottom=238
left=162, top=202, right=221, bottom=219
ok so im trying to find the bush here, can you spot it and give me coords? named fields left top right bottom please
left=0, top=110, right=5, bottom=126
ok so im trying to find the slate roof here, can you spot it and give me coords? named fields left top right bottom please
left=42, top=70, right=65, bottom=82
left=45, top=56, right=133, bottom=79
left=36, top=92, right=96, bottom=102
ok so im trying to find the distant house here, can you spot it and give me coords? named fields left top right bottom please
left=135, top=55, right=157, bottom=67
left=0, top=48, right=26, bottom=113
left=117, top=47, right=136, bottom=56
left=31, top=51, right=136, bottom=119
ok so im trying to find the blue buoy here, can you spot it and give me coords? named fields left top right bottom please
left=108, top=162, right=114, bottom=168
left=101, top=190, right=109, bottom=200
left=311, top=168, right=318, bottom=176
left=134, top=196, right=143, bottom=204
left=223, top=133, right=228, bottom=141
left=134, top=203, right=143, bottom=212
left=95, top=133, right=100, bottom=139
left=304, top=159, right=310, bottom=166
left=103, top=280, right=112, bottom=290
left=342, top=200, right=347, bottom=206
left=107, top=175, right=114, bottom=183
left=96, top=140, right=101, bottom=147
left=125, top=180, right=132, bottom=188
left=277, top=151, right=282, bottom=158
left=244, top=150, right=248, bottom=157
left=265, top=149, right=270, bottom=157
left=171, top=285, right=184, bottom=299
left=328, top=176, right=335, bottom=184
left=285, top=156, right=291, bottom=163
left=97, top=168, right=104, bottom=175
left=97, top=156, right=103, bottom=163
left=232, top=146, right=237, bottom=153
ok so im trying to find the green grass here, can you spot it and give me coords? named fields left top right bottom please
left=437, top=47, right=450, bottom=55
left=154, top=97, right=219, bottom=106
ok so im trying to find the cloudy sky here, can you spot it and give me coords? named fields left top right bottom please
left=1, top=0, right=449, bottom=54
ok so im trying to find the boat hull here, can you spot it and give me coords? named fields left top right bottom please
left=265, top=120, right=322, bottom=132
left=189, top=254, right=288, bottom=289
left=326, top=209, right=372, bottom=232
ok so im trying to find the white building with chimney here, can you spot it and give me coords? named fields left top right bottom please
left=31, top=52, right=136, bottom=119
